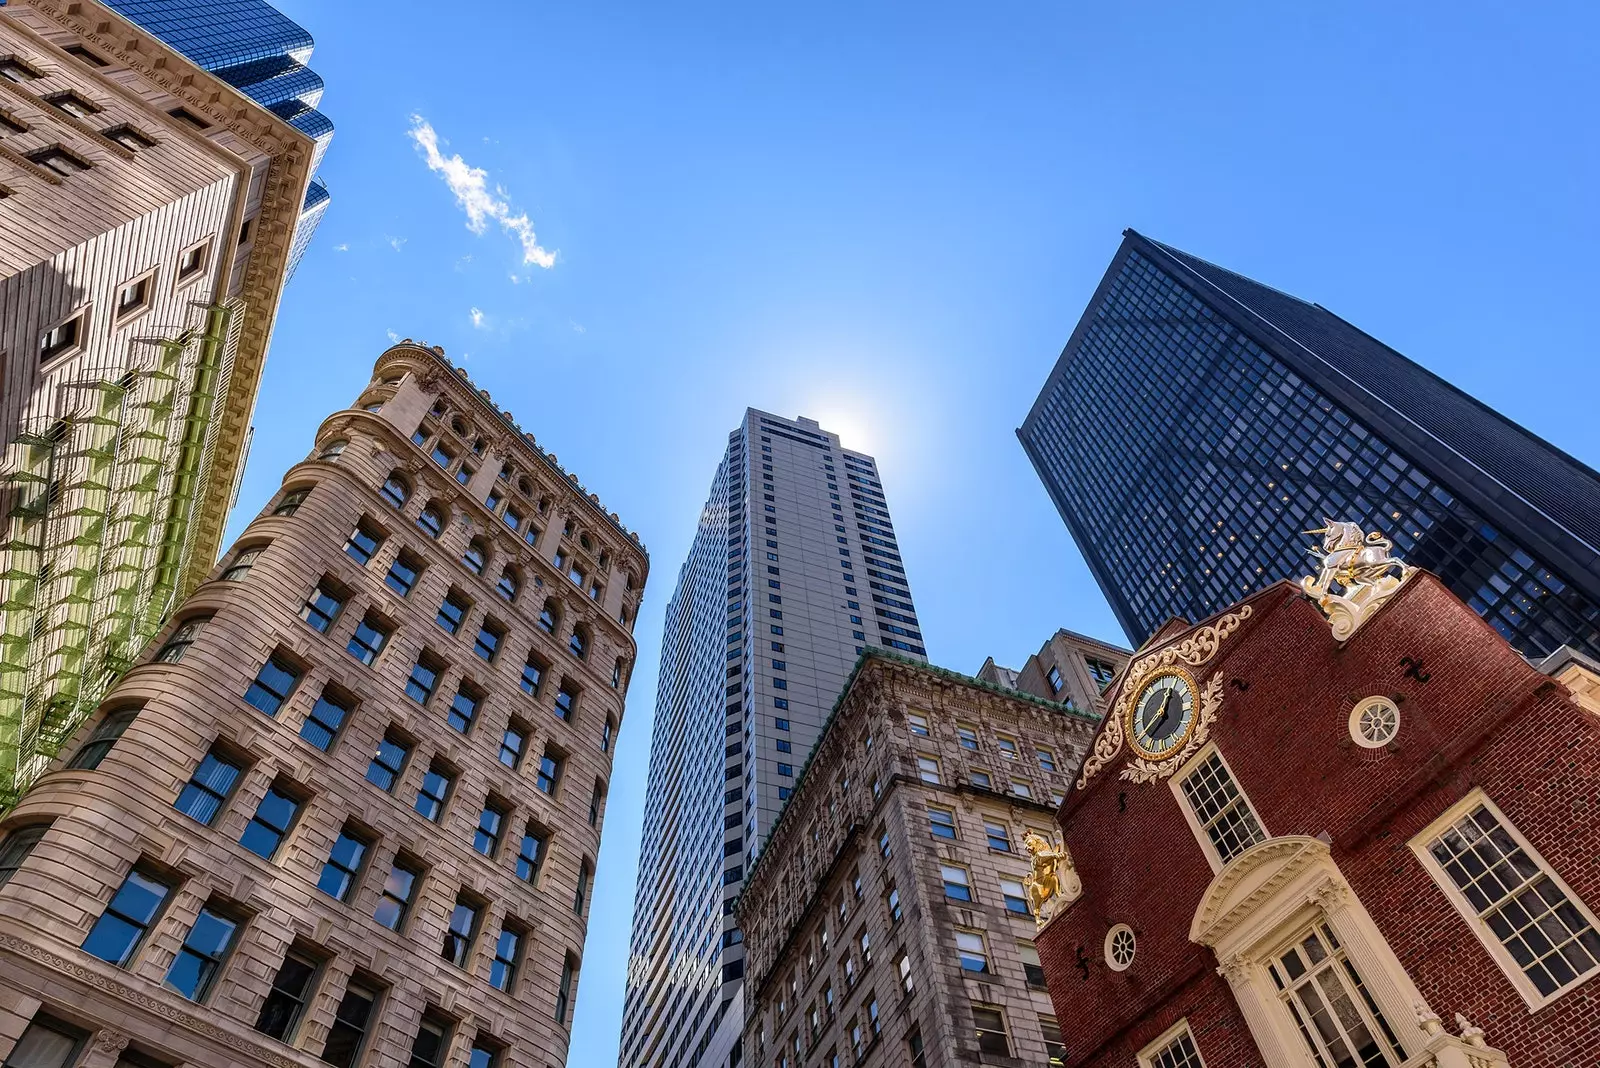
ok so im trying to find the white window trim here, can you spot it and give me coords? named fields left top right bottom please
left=1168, top=741, right=1268, bottom=874
left=1136, top=1018, right=1206, bottom=1068
left=1409, top=788, right=1600, bottom=1011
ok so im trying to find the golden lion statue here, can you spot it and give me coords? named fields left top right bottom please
left=1023, top=830, right=1082, bottom=926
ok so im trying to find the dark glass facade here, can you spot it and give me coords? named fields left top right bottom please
left=1020, top=231, right=1600, bottom=661
left=104, top=0, right=333, bottom=272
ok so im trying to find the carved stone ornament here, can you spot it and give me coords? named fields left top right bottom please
left=1022, top=830, right=1082, bottom=928
left=1077, top=605, right=1252, bottom=789
left=1119, top=673, right=1224, bottom=785
left=1216, top=952, right=1253, bottom=986
left=95, top=1030, right=131, bottom=1053
left=1415, top=1002, right=1444, bottom=1037
left=1300, top=520, right=1414, bottom=641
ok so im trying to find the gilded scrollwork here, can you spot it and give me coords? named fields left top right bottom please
left=1076, top=606, right=1252, bottom=789
left=1119, top=673, right=1223, bottom=784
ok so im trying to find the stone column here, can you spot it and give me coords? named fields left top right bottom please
left=1216, top=953, right=1301, bottom=1065
left=1310, top=879, right=1437, bottom=1055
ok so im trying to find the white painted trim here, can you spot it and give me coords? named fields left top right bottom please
left=1168, top=741, right=1268, bottom=874
left=1136, top=1018, right=1206, bottom=1068
left=1409, top=788, right=1600, bottom=1012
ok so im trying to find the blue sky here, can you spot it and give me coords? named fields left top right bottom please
left=241, top=2, right=1599, bottom=1061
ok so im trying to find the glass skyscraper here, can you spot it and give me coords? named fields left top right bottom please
left=620, top=411, right=925, bottom=1068
left=1020, top=230, right=1600, bottom=660
left=104, top=0, right=333, bottom=274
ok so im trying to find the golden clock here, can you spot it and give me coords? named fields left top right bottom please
left=1126, top=667, right=1199, bottom=761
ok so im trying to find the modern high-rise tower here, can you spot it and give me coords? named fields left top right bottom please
left=619, top=411, right=926, bottom=1068
left=103, top=0, right=335, bottom=275
left=1019, top=230, right=1600, bottom=660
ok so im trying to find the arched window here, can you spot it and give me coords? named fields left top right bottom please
left=417, top=502, right=445, bottom=539
left=578, top=532, right=592, bottom=552
left=569, top=624, right=589, bottom=660
left=272, top=485, right=313, bottom=517
left=496, top=568, right=520, bottom=602
left=318, top=439, right=348, bottom=460
left=380, top=472, right=410, bottom=509
left=538, top=600, right=559, bottom=634
left=538, top=496, right=552, bottom=515
left=461, top=539, right=488, bottom=575
left=451, top=416, right=469, bottom=438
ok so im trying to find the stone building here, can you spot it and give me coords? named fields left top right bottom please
left=0, top=0, right=318, bottom=805
left=736, top=651, right=1099, bottom=1068
left=977, top=628, right=1127, bottom=710
left=0, top=341, right=648, bottom=1068
left=1034, top=546, right=1600, bottom=1066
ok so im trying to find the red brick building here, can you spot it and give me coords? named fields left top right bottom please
left=1034, top=569, right=1600, bottom=1068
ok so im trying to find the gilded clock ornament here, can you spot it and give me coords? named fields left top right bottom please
left=1126, top=667, right=1199, bottom=761
left=1076, top=604, right=1252, bottom=789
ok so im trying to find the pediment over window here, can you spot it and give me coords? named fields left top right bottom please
left=1189, top=835, right=1330, bottom=947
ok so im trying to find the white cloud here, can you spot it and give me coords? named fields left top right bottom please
left=470, top=307, right=486, bottom=329
left=408, top=114, right=557, bottom=269
left=570, top=320, right=587, bottom=334
left=387, top=235, right=407, bottom=251
left=386, top=329, right=400, bottom=343
left=334, top=243, right=349, bottom=252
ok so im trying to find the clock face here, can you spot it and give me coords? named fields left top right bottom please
left=1128, top=670, right=1198, bottom=760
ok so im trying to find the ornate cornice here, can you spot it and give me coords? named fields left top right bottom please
left=15, top=0, right=318, bottom=605
left=1188, top=834, right=1328, bottom=946
left=0, top=932, right=315, bottom=1067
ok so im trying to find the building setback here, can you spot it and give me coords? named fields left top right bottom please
left=0, top=0, right=318, bottom=805
left=736, top=652, right=1100, bottom=1068
left=1034, top=563, right=1600, bottom=1066
left=977, top=628, right=1128, bottom=709
left=0, top=342, right=648, bottom=1068
left=1019, top=230, right=1600, bottom=661
left=620, top=412, right=926, bottom=1068
left=102, top=0, right=335, bottom=274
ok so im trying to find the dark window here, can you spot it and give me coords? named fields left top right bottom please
left=537, top=603, right=557, bottom=633
left=28, top=146, right=91, bottom=176
left=346, top=615, right=391, bottom=666
left=0, top=57, right=43, bottom=81
left=344, top=522, right=383, bottom=565
left=474, top=803, right=505, bottom=856
left=104, top=123, right=156, bottom=150
left=0, top=824, right=49, bottom=888
left=516, top=826, right=546, bottom=883
left=299, top=691, right=350, bottom=751
left=373, top=860, right=420, bottom=931
left=537, top=750, right=562, bottom=795
left=39, top=312, right=84, bottom=360
left=417, top=504, right=445, bottom=538
left=317, top=826, right=369, bottom=902
left=499, top=724, right=527, bottom=768
left=273, top=487, right=310, bottom=516
left=385, top=552, right=423, bottom=597
left=69, top=707, right=138, bottom=770
left=5, top=1014, right=85, bottom=1068
left=164, top=904, right=240, bottom=1001
left=408, top=1014, right=453, bottom=1068
left=461, top=540, right=487, bottom=575
left=437, top=591, right=470, bottom=634
left=239, top=784, right=302, bottom=859
left=168, top=106, right=209, bottom=129
left=173, top=750, right=242, bottom=826
left=473, top=622, right=502, bottom=662
left=568, top=628, right=587, bottom=659
left=320, top=979, right=381, bottom=1067
left=448, top=685, right=479, bottom=733
left=154, top=616, right=209, bottom=662
left=554, top=682, right=577, bottom=722
left=442, top=896, right=479, bottom=967
left=520, top=654, right=546, bottom=697
left=82, top=866, right=172, bottom=966
left=573, top=862, right=591, bottom=914
left=254, top=948, right=320, bottom=1041
left=405, top=656, right=442, bottom=704
left=490, top=926, right=522, bottom=991
left=64, top=44, right=108, bottom=65
left=414, top=764, right=454, bottom=821
left=380, top=473, right=409, bottom=509
left=221, top=546, right=263, bottom=581
left=496, top=569, right=519, bottom=601
left=300, top=583, right=343, bottom=633
left=601, top=717, right=615, bottom=753
left=1046, top=666, right=1063, bottom=694
left=556, top=955, right=577, bottom=1024
left=115, top=273, right=151, bottom=315
left=588, top=781, right=604, bottom=826
left=244, top=657, right=299, bottom=715
left=469, top=1040, right=501, bottom=1068
left=365, top=734, right=410, bottom=792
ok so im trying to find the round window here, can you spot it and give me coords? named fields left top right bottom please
left=1105, top=924, right=1136, bottom=971
left=1349, top=696, right=1400, bottom=748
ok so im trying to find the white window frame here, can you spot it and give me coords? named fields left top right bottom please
left=1169, top=742, right=1268, bottom=874
left=916, top=753, right=940, bottom=785
left=1410, top=788, right=1600, bottom=1011
left=1136, top=1018, right=1207, bottom=1068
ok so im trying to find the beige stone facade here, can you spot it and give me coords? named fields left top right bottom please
left=0, top=0, right=317, bottom=804
left=977, top=627, right=1127, bottom=713
left=0, top=342, right=648, bottom=1068
left=736, top=653, right=1099, bottom=1068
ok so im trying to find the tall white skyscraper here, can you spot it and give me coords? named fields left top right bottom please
left=619, top=410, right=925, bottom=1068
